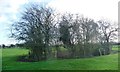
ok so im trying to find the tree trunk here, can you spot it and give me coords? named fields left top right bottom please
left=82, top=45, right=86, bottom=57
left=99, top=49, right=102, bottom=56
left=30, top=47, right=44, bottom=61
left=106, top=39, right=110, bottom=55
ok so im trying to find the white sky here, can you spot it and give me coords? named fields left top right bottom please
left=48, top=0, right=119, bottom=22
left=0, top=0, right=119, bottom=45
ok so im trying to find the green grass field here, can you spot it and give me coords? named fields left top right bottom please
left=2, top=46, right=119, bottom=70
left=112, top=45, right=120, bottom=51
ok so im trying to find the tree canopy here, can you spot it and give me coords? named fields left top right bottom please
left=11, top=4, right=118, bottom=61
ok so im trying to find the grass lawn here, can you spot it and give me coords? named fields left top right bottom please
left=2, top=47, right=119, bottom=70
left=112, top=45, right=120, bottom=51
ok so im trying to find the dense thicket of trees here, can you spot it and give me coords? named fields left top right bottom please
left=11, top=4, right=118, bottom=61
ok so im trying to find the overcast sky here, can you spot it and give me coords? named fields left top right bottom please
left=0, top=0, right=119, bottom=45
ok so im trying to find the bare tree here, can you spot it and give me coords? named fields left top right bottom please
left=98, top=20, right=118, bottom=54
left=75, top=17, right=99, bottom=57
left=59, top=13, right=76, bottom=57
left=11, top=5, right=56, bottom=61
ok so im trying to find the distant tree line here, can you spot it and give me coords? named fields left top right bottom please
left=11, top=4, right=118, bottom=61
left=0, top=44, right=15, bottom=48
left=0, top=43, right=25, bottom=48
